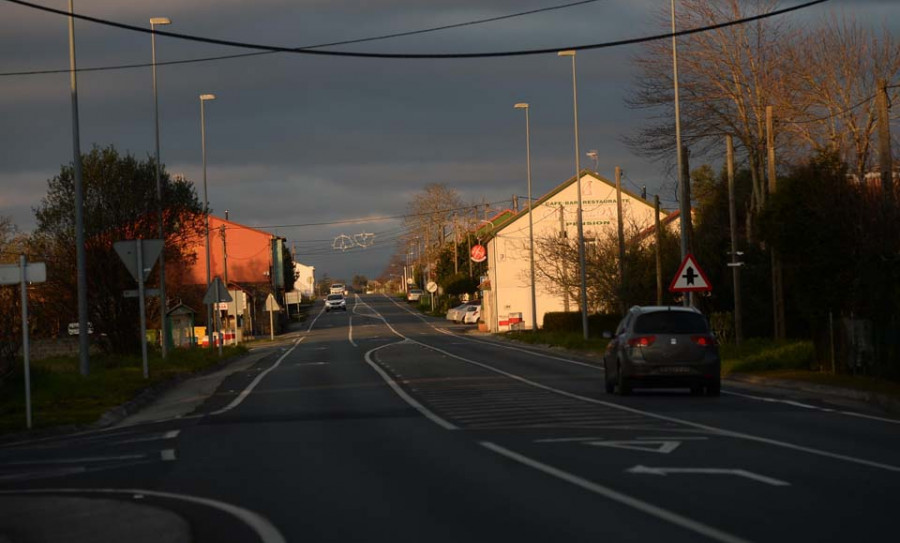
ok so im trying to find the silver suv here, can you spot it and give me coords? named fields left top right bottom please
left=325, top=294, right=347, bottom=312
left=603, top=306, right=720, bottom=396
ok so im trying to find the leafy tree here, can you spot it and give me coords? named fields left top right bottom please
left=351, top=274, right=368, bottom=292
left=0, top=217, right=28, bottom=373
left=31, top=145, right=205, bottom=354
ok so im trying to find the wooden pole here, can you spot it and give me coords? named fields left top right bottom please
left=615, top=166, right=626, bottom=313
left=727, top=135, right=743, bottom=346
left=767, top=106, right=786, bottom=340
left=654, top=196, right=662, bottom=305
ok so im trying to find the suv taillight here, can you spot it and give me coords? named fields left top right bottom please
left=691, top=335, right=715, bottom=346
left=628, top=335, right=656, bottom=347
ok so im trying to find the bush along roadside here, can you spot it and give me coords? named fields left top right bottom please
left=0, top=345, right=248, bottom=436
left=720, top=339, right=815, bottom=375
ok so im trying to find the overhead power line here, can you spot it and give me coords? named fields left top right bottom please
left=3, top=0, right=831, bottom=61
left=1, top=0, right=604, bottom=76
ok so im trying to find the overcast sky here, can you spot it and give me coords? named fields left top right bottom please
left=0, top=0, right=893, bottom=280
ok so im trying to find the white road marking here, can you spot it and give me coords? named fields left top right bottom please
left=372, top=295, right=900, bottom=473
left=627, top=465, right=790, bottom=486
left=0, top=488, right=286, bottom=543
left=723, top=390, right=900, bottom=424
left=211, top=337, right=304, bottom=416
left=587, top=440, right=683, bottom=454
left=0, top=467, right=87, bottom=483
left=306, top=304, right=327, bottom=332
left=4, top=453, right=147, bottom=466
left=363, top=342, right=457, bottom=431
left=482, top=442, right=751, bottom=543
left=349, top=314, right=357, bottom=347
left=160, top=449, right=177, bottom=461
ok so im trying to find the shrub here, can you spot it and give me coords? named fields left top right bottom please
left=726, top=340, right=815, bottom=373
left=542, top=312, right=622, bottom=337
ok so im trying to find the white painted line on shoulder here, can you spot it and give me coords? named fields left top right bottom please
left=723, top=390, right=900, bottom=424
left=160, top=449, right=177, bottom=461
left=0, top=488, right=286, bottom=543
left=211, top=337, right=304, bottom=416
left=349, top=315, right=357, bottom=347
left=481, top=442, right=750, bottom=543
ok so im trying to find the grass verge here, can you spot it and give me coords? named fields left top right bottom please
left=0, top=345, right=247, bottom=435
left=506, top=330, right=609, bottom=352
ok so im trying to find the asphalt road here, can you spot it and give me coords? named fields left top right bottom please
left=1, top=294, right=898, bottom=543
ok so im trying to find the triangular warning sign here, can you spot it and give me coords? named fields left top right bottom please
left=669, top=254, right=712, bottom=293
left=586, top=440, right=682, bottom=454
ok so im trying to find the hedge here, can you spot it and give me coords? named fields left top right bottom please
left=542, top=312, right=622, bottom=337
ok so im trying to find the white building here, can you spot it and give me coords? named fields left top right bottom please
left=287, top=261, right=316, bottom=303
left=483, top=170, right=678, bottom=332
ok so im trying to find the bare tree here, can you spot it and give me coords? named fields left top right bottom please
left=626, top=0, right=794, bottom=235
left=781, top=14, right=900, bottom=181
left=402, top=183, right=463, bottom=273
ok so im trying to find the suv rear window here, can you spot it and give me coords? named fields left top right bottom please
left=633, top=311, right=708, bottom=334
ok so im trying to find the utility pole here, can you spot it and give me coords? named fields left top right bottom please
left=767, top=106, right=786, bottom=340
left=513, top=194, right=519, bottom=213
left=615, top=166, right=626, bottom=313
left=453, top=212, right=459, bottom=275
left=468, top=207, right=474, bottom=278
left=727, top=135, right=743, bottom=346
left=654, top=195, right=662, bottom=305
left=877, top=79, right=894, bottom=203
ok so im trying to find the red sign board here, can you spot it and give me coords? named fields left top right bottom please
left=669, top=254, right=712, bottom=293
left=470, top=244, right=487, bottom=263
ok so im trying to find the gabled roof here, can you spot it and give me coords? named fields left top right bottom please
left=210, top=215, right=276, bottom=239
left=485, top=169, right=669, bottom=241
left=474, top=209, right=516, bottom=238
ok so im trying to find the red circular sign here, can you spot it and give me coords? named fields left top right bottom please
left=470, top=244, right=487, bottom=263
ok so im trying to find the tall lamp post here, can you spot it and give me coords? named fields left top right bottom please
left=68, top=0, right=89, bottom=375
left=671, top=0, right=690, bottom=306
left=514, top=103, right=538, bottom=332
left=200, top=93, right=216, bottom=348
left=150, top=16, right=171, bottom=358
left=558, top=49, right=589, bottom=340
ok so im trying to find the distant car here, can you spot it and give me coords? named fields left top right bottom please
left=406, top=288, right=424, bottom=303
left=67, top=321, right=94, bottom=335
left=324, top=294, right=347, bottom=312
left=603, top=305, right=720, bottom=396
left=462, top=303, right=481, bottom=324
left=330, top=283, right=346, bottom=295
left=446, top=303, right=470, bottom=322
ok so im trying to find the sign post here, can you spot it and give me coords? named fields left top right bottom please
left=1, top=256, right=47, bottom=429
left=265, top=293, right=281, bottom=341
left=115, top=239, right=163, bottom=378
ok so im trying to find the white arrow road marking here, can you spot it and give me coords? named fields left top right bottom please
left=627, top=465, right=790, bottom=486
left=483, top=443, right=750, bottom=543
left=588, top=440, right=684, bottom=454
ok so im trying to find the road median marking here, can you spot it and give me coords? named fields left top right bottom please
left=211, top=337, right=304, bottom=416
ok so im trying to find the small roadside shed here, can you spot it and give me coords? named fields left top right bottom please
left=167, top=303, right=197, bottom=348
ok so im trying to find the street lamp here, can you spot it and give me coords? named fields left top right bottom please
left=671, top=0, right=690, bottom=306
left=558, top=49, right=589, bottom=340
left=514, top=102, right=538, bottom=332
left=150, top=16, right=170, bottom=358
left=200, top=93, right=216, bottom=348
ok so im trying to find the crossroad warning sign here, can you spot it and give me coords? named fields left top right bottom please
left=669, top=254, right=712, bottom=293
